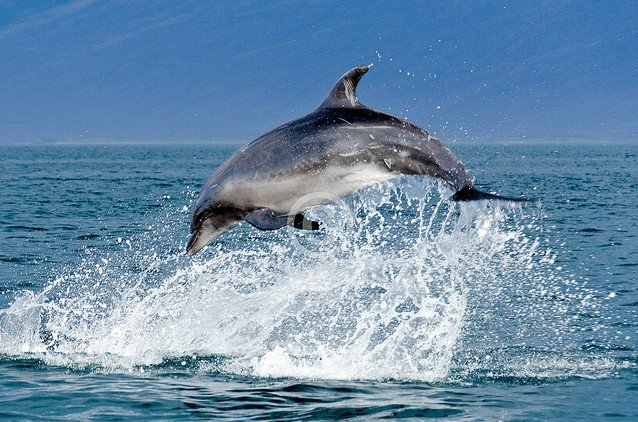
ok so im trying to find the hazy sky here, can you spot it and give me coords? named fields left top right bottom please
left=1, top=1, right=636, bottom=144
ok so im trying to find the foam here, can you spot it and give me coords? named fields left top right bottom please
left=0, top=179, right=617, bottom=381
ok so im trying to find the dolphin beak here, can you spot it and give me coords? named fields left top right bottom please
left=186, top=230, right=205, bottom=256
left=186, top=218, right=238, bottom=256
left=186, top=219, right=216, bottom=256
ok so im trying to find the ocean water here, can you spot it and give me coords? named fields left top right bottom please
left=0, top=142, right=636, bottom=420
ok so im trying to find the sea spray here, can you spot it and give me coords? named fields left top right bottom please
left=0, top=178, right=599, bottom=380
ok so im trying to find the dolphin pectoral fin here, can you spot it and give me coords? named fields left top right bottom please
left=245, top=209, right=322, bottom=231
left=451, top=186, right=531, bottom=202
left=244, top=208, right=289, bottom=231
left=288, top=213, right=321, bottom=231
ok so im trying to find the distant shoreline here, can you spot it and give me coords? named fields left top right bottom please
left=1, top=138, right=636, bottom=147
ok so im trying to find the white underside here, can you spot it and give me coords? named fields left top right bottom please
left=219, top=164, right=395, bottom=215
left=188, top=164, right=396, bottom=255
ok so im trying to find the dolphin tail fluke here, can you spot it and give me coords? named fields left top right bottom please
left=451, top=186, right=531, bottom=202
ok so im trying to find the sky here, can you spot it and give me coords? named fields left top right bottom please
left=0, top=0, right=636, bottom=144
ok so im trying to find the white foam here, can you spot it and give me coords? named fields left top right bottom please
left=0, top=179, right=615, bottom=381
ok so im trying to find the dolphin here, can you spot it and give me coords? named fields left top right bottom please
left=187, top=65, right=526, bottom=255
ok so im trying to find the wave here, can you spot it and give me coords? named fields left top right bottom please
left=0, top=178, right=623, bottom=381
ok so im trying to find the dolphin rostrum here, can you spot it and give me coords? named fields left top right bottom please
left=187, top=65, right=526, bottom=255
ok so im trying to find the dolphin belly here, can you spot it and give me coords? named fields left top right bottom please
left=217, top=163, right=395, bottom=214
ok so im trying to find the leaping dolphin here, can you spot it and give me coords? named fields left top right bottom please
left=187, top=65, right=526, bottom=255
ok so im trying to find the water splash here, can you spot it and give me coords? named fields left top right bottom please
left=0, top=179, right=614, bottom=381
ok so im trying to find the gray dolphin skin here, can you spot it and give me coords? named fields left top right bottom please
left=187, top=65, right=525, bottom=255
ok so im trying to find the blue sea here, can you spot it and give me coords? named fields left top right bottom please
left=0, top=142, right=636, bottom=420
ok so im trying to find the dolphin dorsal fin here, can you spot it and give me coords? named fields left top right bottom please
left=319, top=65, right=370, bottom=109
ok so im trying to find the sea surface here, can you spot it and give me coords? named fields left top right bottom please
left=0, top=142, right=636, bottom=420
